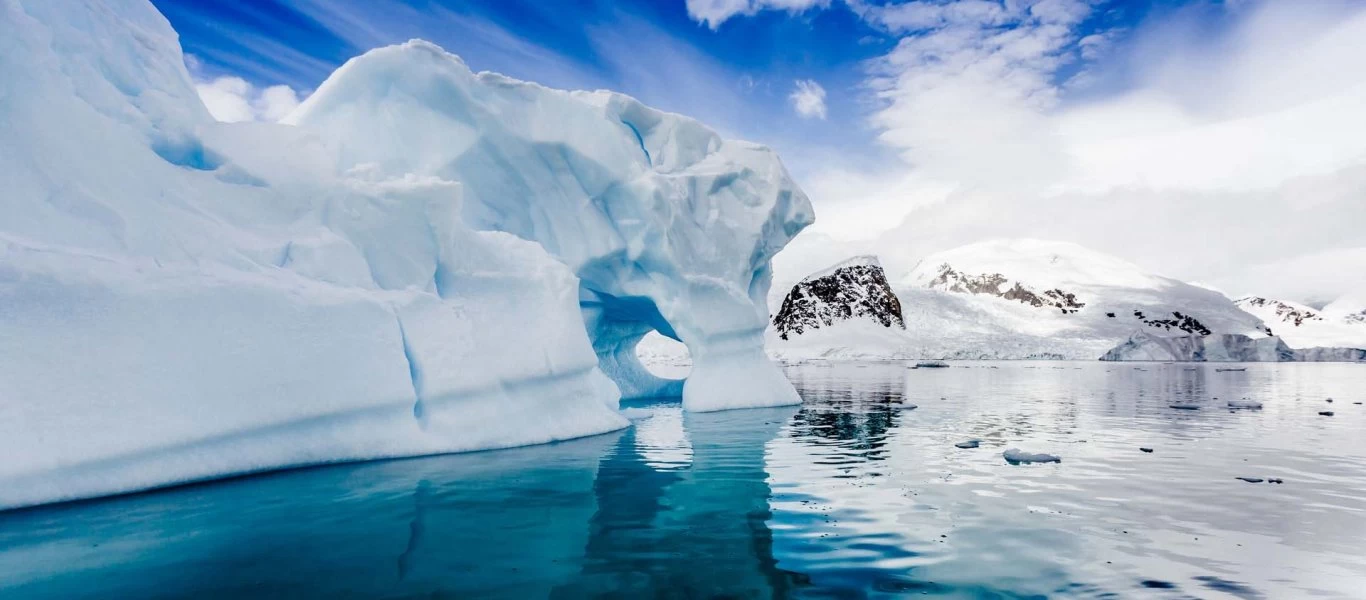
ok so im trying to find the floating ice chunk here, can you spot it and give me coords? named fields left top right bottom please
left=1227, top=400, right=1263, bottom=409
left=619, top=408, right=656, bottom=420
left=1004, top=449, right=1061, bottom=464
left=1236, top=477, right=1264, bottom=483
left=1169, top=404, right=1201, bottom=410
left=1140, top=447, right=1154, bottom=453
left=1319, top=411, right=1335, bottom=416
left=955, top=440, right=981, bottom=449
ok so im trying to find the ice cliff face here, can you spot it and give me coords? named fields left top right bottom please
left=1100, top=331, right=1365, bottom=362
left=772, top=257, right=904, bottom=340
left=1294, top=347, right=1366, bottom=362
left=0, top=0, right=808, bottom=510
left=285, top=41, right=812, bottom=410
left=1100, top=332, right=1296, bottom=362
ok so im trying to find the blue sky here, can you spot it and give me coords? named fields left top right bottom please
left=155, top=0, right=1366, bottom=301
left=155, top=0, right=1202, bottom=174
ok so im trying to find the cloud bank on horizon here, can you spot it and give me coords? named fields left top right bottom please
left=160, top=0, right=1366, bottom=304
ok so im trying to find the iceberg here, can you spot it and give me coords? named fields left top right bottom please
left=284, top=40, right=812, bottom=410
left=0, top=0, right=809, bottom=509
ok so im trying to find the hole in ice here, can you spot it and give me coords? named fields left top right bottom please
left=150, top=135, right=225, bottom=171
left=636, top=330, right=690, bottom=380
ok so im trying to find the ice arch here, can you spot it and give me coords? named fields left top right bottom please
left=288, top=41, right=814, bottom=411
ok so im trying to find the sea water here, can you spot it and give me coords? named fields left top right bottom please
left=1, top=362, right=1363, bottom=598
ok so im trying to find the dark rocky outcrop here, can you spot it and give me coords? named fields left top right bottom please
left=925, top=264, right=1084, bottom=311
left=1235, top=296, right=1321, bottom=327
left=773, top=257, right=904, bottom=340
left=1140, top=311, right=1213, bottom=336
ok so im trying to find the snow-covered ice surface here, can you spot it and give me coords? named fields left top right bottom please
left=0, top=0, right=808, bottom=509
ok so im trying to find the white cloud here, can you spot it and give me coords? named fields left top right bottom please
left=685, top=0, right=829, bottom=29
left=194, top=76, right=302, bottom=123
left=759, top=0, right=1366, bottom=303
left=789, top=79, right=828, bottom=119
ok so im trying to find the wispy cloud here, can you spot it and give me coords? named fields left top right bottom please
left=685, top=0, right=832, bottom=29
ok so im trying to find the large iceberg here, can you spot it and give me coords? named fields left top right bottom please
left=0, top=0, right=809, bottom=510
left=283, top=40, right=812, bottom=409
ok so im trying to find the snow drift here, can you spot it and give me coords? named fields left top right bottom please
left=0, top=0, right=809, bottom=510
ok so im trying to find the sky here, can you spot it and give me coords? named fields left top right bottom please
left=154, top=0, right=1366, bottom=304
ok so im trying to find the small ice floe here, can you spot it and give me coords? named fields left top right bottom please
left=1140, top=447, right=1154, bottom=453
left=1319, top=411, right=1334, bottom=416
left=914, top=360, right=950, bottom=368
left=1236, top=477, right=1264, bottom=483
left=1004, top=448, right=1061, bottom=464
left=618, top=408, right=656, bottom=420
left=955, top=440, right=981, bottom=449
left=1169, top=404, right=1201, bottom=410
left=900, top=404, right=919, bottom=410
left=1227, top=400, right=1263, bottom=409
left=1268, top=478, right=1284, bottom=484
left=1326, top=398, right=1333, bottom=403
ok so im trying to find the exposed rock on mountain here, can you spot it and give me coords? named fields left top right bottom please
left=892, top=240, right=1269, bottom=359
left=1236, top=295, right=1366, bottom=348
left=773, top=256, right=904, bottom=340
left=924, top=264, right=1085, bottom=313
left=1236, top=296, right=1321, bottom=328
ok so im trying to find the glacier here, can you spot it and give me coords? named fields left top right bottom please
left=0, top=0, right=810, bottom=510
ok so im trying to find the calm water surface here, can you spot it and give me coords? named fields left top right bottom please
left=2, top=362, right=1364, bottom=599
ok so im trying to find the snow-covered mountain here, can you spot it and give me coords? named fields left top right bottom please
left=1235, top=295, right=1366, bottom=348
left=0, top=0, right=809, bottom=509
left=766, top=239, right=1273, bottom=360
left=772, top=256, right=904, bottom=340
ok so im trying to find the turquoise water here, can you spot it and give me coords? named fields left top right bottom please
left=2, top=362, right=1365, bottom=598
